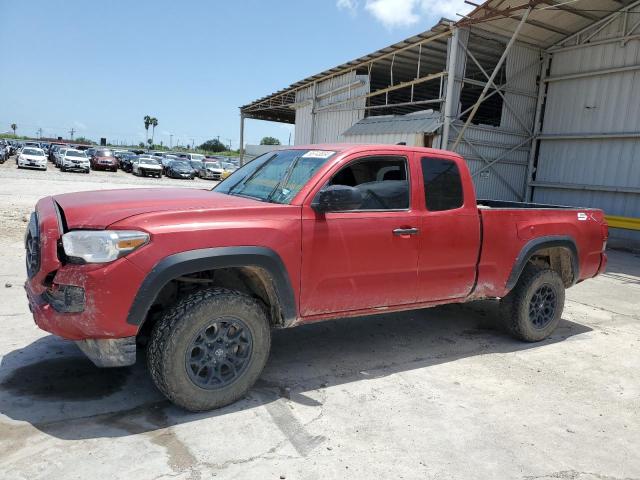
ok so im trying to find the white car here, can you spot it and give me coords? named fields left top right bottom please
left=54, top=148, right=69, bottom=168
left=132, top=157, right=163, bottom=177
left=17, top=147, right=47, bottom=170
left=199, top=161, right=225, bottom=180
left=60, top=149, right=90, bottom=173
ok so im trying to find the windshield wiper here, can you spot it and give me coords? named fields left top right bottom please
left=266, top=155, right=302, bottom=204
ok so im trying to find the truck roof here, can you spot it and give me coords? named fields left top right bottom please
left=287, top=143, right=462, bottom=158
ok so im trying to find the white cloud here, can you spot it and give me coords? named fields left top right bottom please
left=341, top=0, right=473, bottom=28
left=365, top=0, right=420, bottom=28
left=337, top=0, right=358, bottom=13
left=418, top=0, right=471, bottom=20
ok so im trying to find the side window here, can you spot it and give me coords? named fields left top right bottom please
left=329, top=155, right=410, bottom=210
left=421, top=157, right=464, bottom=211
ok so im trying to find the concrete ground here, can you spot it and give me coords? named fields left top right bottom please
left=0, top=158, right=639, bottom=480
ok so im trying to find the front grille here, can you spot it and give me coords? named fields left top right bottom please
left=25, top=212, right=41, bottom=279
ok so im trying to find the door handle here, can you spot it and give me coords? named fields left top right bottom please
left=393, top=227, right=419, bottom=236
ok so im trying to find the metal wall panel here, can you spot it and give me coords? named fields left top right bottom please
left=294, top=71, right=368, bottom=145
left=533, top=12, right=640, bottom=245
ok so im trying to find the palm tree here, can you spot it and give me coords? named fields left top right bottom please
left=10, top=123, right=17, bottom=136
left=143, top=115, right=151, bottom=143
left=150, top=117, right=158, bottom=146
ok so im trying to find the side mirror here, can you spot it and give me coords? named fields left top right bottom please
left=312, top=185, right=362, bottom=213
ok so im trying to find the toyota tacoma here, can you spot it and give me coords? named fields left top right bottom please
left=24, top=144, right=608, bottom=411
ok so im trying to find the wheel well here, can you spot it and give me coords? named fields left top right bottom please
left=527, top=246, right=575, bottom=287
left=136, top=266, right=284, bottom=344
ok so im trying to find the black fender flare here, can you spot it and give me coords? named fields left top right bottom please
left=127, top=246, right=297, bottom=327
left=505, top=235, right=579, bottom=292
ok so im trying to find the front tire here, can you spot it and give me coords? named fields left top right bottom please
left=500, top=265, right=565, bottom=342
left=147, top=288, right=271, bottom=411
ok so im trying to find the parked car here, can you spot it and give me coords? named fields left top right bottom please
left=165, top=159, right=196, bottom=179
left=60, top=149, right=90, bottom=173
left=54, top=148, right=70, bottom=168
left=220, top=161, right=238, bottom=179
left=132, top=157, right=163, bottom=178
left=48, top=144, right=68, bottom=163
left=198, top=160, right=224, bottom=180
left=17, top=147, right=47, bottom=170
left=24, top=144, right=609, bottom=412
left=161, top=155, right=180, bottom=174
left=118, top=153, right=136, bottom=172
left=0, top=141, right=9, bottom=163
left=90, top=148, right=118, bottom=171
left=189, top=159, right=204, bottom=177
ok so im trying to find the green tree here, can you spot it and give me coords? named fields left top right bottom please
left=198, top=139, right=226, bottom=152
left=260, top=136, right=280, bottom=145
left=75, top=136, right=94, bottom=145
left=143, top=115, right=152, bottom=143
left=150, top=117, right=158, bottom=144
left=10, top=123, right=17, bottom=136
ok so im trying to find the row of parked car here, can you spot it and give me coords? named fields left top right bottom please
left=0, top=139, right=239, bottom=180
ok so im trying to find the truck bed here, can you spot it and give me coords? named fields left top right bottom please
left=472, top=200, right=606, bottom=300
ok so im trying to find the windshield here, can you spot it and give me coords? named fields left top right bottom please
left=214, top=149, right=335, bottom=204
left=173, top=161, right=190, bottom=168
left=190, top=160, right=203, bottom=169
left=141, top=158, right=159, bottom=165
left=205, top=161, right=222, bottom=169
left=23, top=148, right=43, bottom=156
left=66, top=150, right=85, bottom=157
left=191, top=154, right=205, bottom=161
left=96, top=149, right=113, bottom=157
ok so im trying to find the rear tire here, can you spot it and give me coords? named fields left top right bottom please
left=147, top=288, right=271, bottom=411
left=499, top=265, right=565, bottom=342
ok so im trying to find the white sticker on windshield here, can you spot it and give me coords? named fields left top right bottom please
left=302, top=150, right=335, bottom=159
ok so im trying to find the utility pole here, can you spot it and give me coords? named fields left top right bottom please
left=69, top=128, right=75, bottom=141
left=226, top=138, right=232, bottom=150
left=191, top=138, right=195, bottom=150
left=169, top=134, right=173, bottom=148
left=37, top=128, right=43, bottom=139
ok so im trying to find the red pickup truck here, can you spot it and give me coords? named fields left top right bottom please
left=24, top=144, right=608, bottom=411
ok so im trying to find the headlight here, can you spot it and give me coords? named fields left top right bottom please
left=62, top=230, right=149, bottom=263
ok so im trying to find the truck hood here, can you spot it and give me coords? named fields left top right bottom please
left=53, top=188, right=270, bottom=229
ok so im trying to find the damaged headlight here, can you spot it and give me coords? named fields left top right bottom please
left=62, top=230, right=149, bottom=263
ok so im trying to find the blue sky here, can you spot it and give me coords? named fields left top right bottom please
left=0, top=0, right=470, bottom=148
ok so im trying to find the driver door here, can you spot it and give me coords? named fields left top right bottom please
left=300, top=152, right=420, bottom=317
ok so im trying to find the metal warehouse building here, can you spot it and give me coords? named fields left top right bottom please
left=240, top=0, right=640, bottom=246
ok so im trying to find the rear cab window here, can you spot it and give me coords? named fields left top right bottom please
left=421, top=157, right=464, bottom=211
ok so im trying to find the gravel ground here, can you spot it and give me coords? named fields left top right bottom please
left=0, top=156, right=639, bottom=480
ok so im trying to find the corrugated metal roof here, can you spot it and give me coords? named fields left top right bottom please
left=342, top=111, right=441, bottom=136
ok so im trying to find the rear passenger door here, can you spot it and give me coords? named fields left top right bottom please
left=416, top=156, right=481, bottom=301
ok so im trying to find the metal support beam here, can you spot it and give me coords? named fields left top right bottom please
left=545, top=64, right=640, bottom=83
left=453, top=8, right=532, bottom=151
left=441, top=26, right=459, bottom=149
left=239, top=113, right=245, bottom=166
left=537, top=131, right=640, bottom=140
left=309, top=82, right=318, bottom=143
left=458, top=39, right=533, bottom=135
left=525, top=53, right=550, bottom=201
left=530, top=181, right=640, bottom=195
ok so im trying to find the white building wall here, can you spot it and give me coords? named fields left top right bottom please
left=294, top=71, right=368, bottom=145
left=533, top=11, right=640, bottom=245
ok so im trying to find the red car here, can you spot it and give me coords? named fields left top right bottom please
left=89, top=148, right=118, bottom=171
left=24, top=144, right=608, bottom=411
